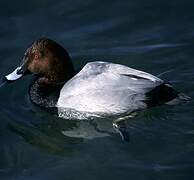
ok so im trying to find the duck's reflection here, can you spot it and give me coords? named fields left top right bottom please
left=6, top=109, right=116, bottom=156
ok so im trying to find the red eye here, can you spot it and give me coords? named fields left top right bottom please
left=34, top=54, right=39, bottom=60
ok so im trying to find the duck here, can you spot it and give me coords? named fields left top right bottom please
left=0, top=37, right=190, bottom=141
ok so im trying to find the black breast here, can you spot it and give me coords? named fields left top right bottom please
left=28, top=79, right=63, bottom=113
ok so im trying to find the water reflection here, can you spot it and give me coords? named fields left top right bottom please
left=0, top=0, right=194, bottom=178
left=5, top=107, right=117, bottom=156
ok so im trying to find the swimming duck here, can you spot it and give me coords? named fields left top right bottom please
left=0, top=37, right=190, bottom=141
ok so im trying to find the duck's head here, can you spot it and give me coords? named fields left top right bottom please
left=1, top=37, right=74, bottom=87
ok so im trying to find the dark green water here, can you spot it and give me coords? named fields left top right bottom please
left=0, top=0, right=194, bottom=179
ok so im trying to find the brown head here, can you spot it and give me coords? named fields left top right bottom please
left=2, top=38, right=75, bottom=86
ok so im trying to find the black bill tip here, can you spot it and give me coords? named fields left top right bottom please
left=0, top=76, right=9, bottom=88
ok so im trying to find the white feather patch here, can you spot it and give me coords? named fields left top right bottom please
left=6, top=67, right=23, bottom=81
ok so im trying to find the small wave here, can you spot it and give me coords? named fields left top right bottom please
left=58, top=107, right=103, bottom=120
left=77, top=43, right=186, bottom=56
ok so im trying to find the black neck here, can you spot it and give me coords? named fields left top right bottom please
left=28, top=76, right=64, bottom=112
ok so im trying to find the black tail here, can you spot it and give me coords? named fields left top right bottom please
left=145, top=83, right=190, bottom=107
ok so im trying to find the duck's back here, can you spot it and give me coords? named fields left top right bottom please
left=57, top=61, right=175, bottom=115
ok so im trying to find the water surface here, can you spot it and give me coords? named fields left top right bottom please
left=0, top=0, right=194, bottom=179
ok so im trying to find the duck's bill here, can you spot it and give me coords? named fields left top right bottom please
left=0, top=66, right=26, bottom=87
left=6, top=67, right=24, bottom=81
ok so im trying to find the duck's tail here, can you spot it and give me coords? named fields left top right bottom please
left=166, top=92, right=191, bottom=105
left=145, top=83, right=191, bottom=107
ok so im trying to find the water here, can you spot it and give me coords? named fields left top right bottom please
left=0, top=0, right=194, bottom=179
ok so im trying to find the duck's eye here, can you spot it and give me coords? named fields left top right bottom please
left=34, top=54, right=39, bottom=60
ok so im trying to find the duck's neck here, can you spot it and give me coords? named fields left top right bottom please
left=28, top=77, right=64, bottom=111
left=45, top=58, right=75, bottom=84
left=46, top=58, right=76, bottom=83
left=29, top=55, right=75, bottom=109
